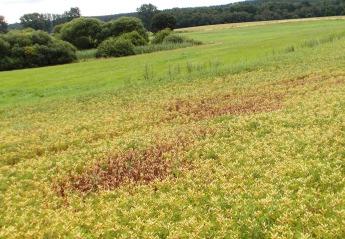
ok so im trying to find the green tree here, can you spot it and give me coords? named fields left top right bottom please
left=53, top=7, right=81, bottom=26
left=96, top=37, right=135, bottom=58
left=65, top=7, right=81, bottom=20
left=0, top=29, right=76, bottom=71
left=0, top=16, right=8, bottom=33
left=100, top=17, right=148, bottom=42
left=19, top=8, right=81, bottom=33
left=151, top=13, right=176, bottom=33
left=119, top=31, right=148, bottom=46
left=59, top=17, right=103, bottom=49
left=137, top=3, right=158, bottom=30
left=151, top=28, right=172, bottom=44
left=20, top=13, right=50, bottom=31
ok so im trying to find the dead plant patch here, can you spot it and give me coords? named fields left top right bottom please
left=55, top=139, right=192, bottom=195
left=166, top=92, right=283, bottom=121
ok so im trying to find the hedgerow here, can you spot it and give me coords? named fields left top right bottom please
left=151, top=28, right=172, bottom=44
left=0, top=29, right=76, bottom=71
left=96, top=37, right=135, bottom=58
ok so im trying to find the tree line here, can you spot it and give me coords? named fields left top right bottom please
left=164, top=0, right=345, bottom=28
left=2, top=0, right=345, bottom=33
left=0, top=7, right=81, bottom=33
left=2, top=5, right=175, bottom=33
left=0, top=10, right=186, bottom=71
left=98, top=0, right=345, bottom=29
left=19, top=7, right=81, bottom=33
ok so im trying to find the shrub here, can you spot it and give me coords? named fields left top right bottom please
left=101, top=17, right=148, bottom=42
left=31, top=30, right=51, bottom=45
left=74, top=36, right=93, bottom=50
left=96, top=38, right=135, bottom=58
left=135, top=42, right=199, bottom=54
left=162, top=34, right=185, bottom=44
left=2, top=29, right=33, bottom=47
left=135, top=33, right=202, bottom=55
left=120, top=31, right=148, bottom=46
left=53, top=24, right=63, bottom=34
left=52, top=24, right=64, bottom=39
left=0, top=38, right=10, bottom=56
left=59, top=17, right=103, bottom=49
left=0, top=30, right=77, bottom=71
left=38, top=40, right=77, bottom=64
left=0, top=56, right=15, bottom=69
left=151, top=28, right=172, bottom=44
left=163, top=34, right=202, bottom=45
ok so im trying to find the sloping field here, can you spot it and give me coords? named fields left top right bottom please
left=176, top=16, right=345, bottom=32
left=0, top=18, right=345, bottom=238
left=1, top=18, right=345, bottom=107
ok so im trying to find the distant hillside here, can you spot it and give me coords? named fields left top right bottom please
left=9, top=0, right=345, bottom=30
left=92, top=0, right=345, bottom=28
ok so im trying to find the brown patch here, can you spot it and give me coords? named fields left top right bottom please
left=274, top=73, right=345, bottom=91
left=54, top=73, right=345, bottom=196
left=165, top=73, right=345, bottom=122
left=166, top=92, right=283, bottom=121
left=278, top=73, right=324, bottom=88
left=55, top=139, right=192, bottom=195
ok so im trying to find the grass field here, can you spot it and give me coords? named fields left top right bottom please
left=1, top=18, right=345, bottom=107
left=1, top=17, right=345, bottom=238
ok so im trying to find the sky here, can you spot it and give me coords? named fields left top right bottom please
left=1, top=0, right=237, bottom=23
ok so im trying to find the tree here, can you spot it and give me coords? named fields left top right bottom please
left=137, top=3, right=158, bottom=30
left=54, top=7, right=81, bottom=25
left=119, top=31, right=148, bottom=46
left=59, top=18, right=103, bottom=49
left=0, top=16, right=8, bottom=33
left=96, top=38, right=135, bottom=58
left=20, top=13, right=50, bottom=31
left=0, top=29, right=76, bottom=71
left=0, top=38, right=10, bottom=56
left=151, top=13, right=176, bottom=32
left=151, top=28, right=172, bottom=44
left=19, top=8, right=81, bottom=33
left=100, top=17, right=148, bottom=42
left=66, top=7, right=81, bottom=20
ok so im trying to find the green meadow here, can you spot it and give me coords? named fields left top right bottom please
left=1, top=17, right=345, bottom=238
left=1, top=18, right=345, bottom=107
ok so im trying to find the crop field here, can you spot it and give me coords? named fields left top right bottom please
left=1, top=18, right=345, bottom=238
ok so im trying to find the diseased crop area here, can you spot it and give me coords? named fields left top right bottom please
left=1, top=18, right=345, bottom=238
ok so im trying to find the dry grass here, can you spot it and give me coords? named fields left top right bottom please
left=1, top=20, right=345, bottom=238
left=55, top=138, right=195, bottom=195
left=165, top=72, right=345, bottom=123
left=177, top=16, right=345, bottom=32
left=166, top=92, right=283, bottom=121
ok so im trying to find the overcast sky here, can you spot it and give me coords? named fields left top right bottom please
left=1, top=0, right=237, bottom=23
